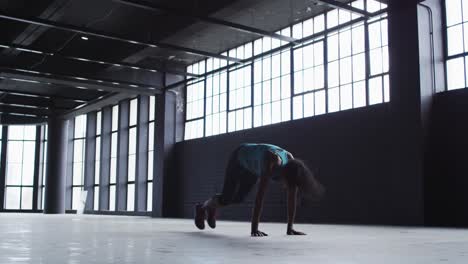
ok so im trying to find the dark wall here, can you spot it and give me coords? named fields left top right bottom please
left=425, top=89, right=468, bottom=227
left=174, top=104, right=424, bottom=226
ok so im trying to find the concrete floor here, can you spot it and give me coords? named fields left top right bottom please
left=0, top=214, right=468, bottom=264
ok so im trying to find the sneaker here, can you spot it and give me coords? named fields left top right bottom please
left=206, top=207, right=217, bottom=229
left=194, top=203, right=206, bottom=230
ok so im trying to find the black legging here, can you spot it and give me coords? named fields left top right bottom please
left=214, top=148, right=258, bottom=206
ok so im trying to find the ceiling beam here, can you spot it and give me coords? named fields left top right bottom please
left=0, top=43, right=200, bottom=78
left=0, top=93, right=74, bottom=109
left=0, top=80, right=88, bottom=102
left=0, top=11, right=242, bottom=63
left=0, top=114, right=47, bottom=125
left=0, top=67, right=162, bottom=95
left=113, top=0, right=299, bottom=43
left=0, top=103, right=52, bottom=117
left=61, top=92, right=135, bottom=119
left=313, top=0, right=371, bottom=17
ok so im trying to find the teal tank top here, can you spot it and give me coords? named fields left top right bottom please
left=237, top=143, right=290, bottom=177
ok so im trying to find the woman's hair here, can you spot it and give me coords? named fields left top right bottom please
left=283, top=159, right=325, bottom=200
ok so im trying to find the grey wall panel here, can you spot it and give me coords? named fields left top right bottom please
left=117, top=100, right=129, bottom=211
left=136, top=96, right=149, bottom=212
left=99, top=107, right=112, bottom=211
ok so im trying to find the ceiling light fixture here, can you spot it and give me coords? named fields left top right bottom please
left=81, top=36, right=89, bottom=40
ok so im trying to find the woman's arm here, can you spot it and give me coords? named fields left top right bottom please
left=286, top=186, right=306, bottom=235
left=251, top=174, right=269, bottom=236
left=251, top=152, right=279, bottom=237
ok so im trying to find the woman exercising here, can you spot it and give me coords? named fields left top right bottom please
left=194, top=143, right=325, bottom=237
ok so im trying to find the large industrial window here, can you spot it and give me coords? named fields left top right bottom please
left=445, top=0, right=468, bottom=90
left=53, top=96, right=159, bottom=214
left=127, top=98, right=138, bottom=211
left=293, top=40, right=326, bottom=118
left=147, top=96, right=155, bottom=211
left=367, top=10, right=389, bottom=103
left=185, top=79, right=205, bottom=140
left=205, top=68, right=227, bottom=136
left=291, top=15, right=324, bottom=119
left=227, top=44, right=253, bottom=132
left=228, top=65, right=252, bottom=132
left=253, top=44, right=292, bottom=126
left=72, top=115, right=87, bottom=210
left=4, top=125, right=36, bottom=210
left=184, top=0, right=389, bottom=140
left=94, top=111, right=102, bottom=210
left=109, top=105, right=119, bottom=211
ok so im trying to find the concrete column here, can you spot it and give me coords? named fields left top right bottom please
left=44, top=115, right=69, bottom=214
left=152, top=92, right=168, bottom=217
left=386, top=0, right=432, bottom=224
left=153, top=73, right=184, bottom=217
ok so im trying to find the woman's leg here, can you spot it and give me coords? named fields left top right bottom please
left=203, top=169, right=240, bottom=209
left=200, top=158, right=243, bottom=229
left=195, top=149, right=240, bottom=229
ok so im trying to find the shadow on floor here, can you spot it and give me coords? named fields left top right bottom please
left=176, top=230, right=244, bottom=239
